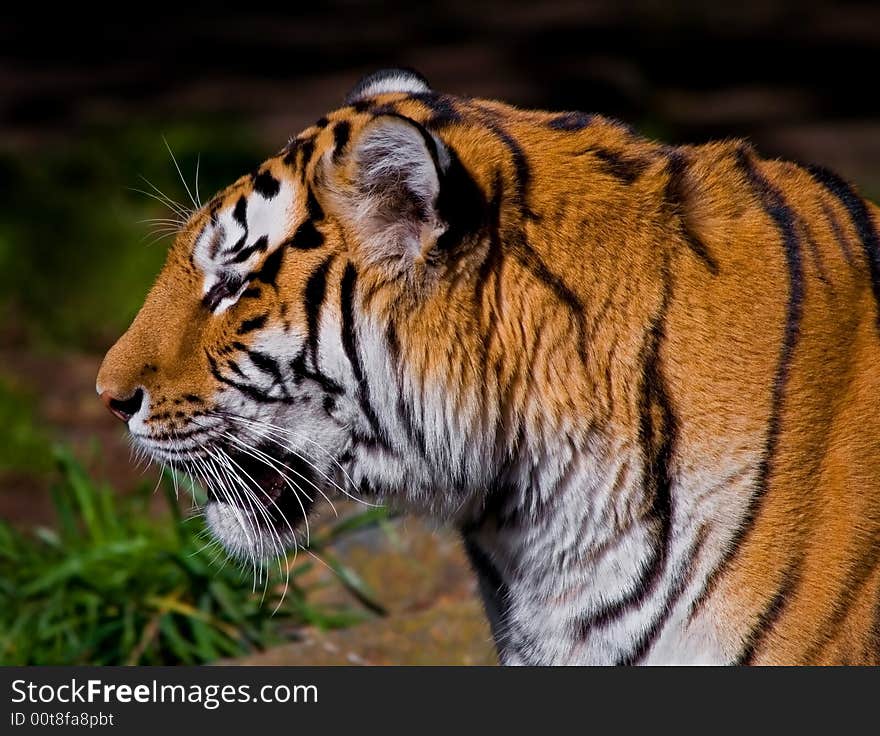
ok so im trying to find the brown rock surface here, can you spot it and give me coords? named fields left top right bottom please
left=229, top=598, right=495, bottom=666
left=237, top=516, right=498, bottom=666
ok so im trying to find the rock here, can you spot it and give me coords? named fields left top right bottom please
left=226, top=598, right=496, bottom=666
left=261, top=514, right=498, bottom=666
left=302, top=513, right=481, bottom=616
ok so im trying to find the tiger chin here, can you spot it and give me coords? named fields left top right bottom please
left=97, top=68, right=880, bottom=665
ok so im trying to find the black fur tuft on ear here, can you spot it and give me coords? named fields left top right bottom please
left=345, top=68, right=431, bottom=105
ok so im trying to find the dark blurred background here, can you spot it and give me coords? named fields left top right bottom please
left=1, top=1, right=878, bottom=664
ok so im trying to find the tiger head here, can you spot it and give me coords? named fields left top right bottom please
left=97, top=69, right=498, bottom=559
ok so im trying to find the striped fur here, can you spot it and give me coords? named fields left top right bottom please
left=97, top=69, right=880, bottom=665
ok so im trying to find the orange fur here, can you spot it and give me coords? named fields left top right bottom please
left=98, top=86, right=880, bottom=664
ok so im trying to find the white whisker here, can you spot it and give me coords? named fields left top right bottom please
left=163, top=135, right=199, bottom=211
left=219, top=412, right=381, bottom=509
left=195, top=153, right=202, bottom=207
left=209, top=446, right=292, bottom=605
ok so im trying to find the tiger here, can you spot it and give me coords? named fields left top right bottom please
left=96, top=68, right=880, bottom=665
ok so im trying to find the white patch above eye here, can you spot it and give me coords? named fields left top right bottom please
left=193, top=178, right=295, bottom=303
left=242, top=182, right=292, bottom=254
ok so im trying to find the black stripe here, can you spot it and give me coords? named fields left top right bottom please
left=226, top=359, right=247, bottom=378
left=617, top=525, right=709, bottom=665
left=232, top=195, right=247, bottom=227
left=473, top=173, right=506, bottom=377
left=508, top=233, right=591, bottom=367
left=801, top=221, right=831, bottom=287
left=736, top=560, right=801, bottom=665
left=585, top=146, right=651, bottom=185
left=207, top=198, right=222, bottom=225
left=798, top=543, right=880, bottom=663
left=577, top=259, right=675, bottom=638
left=221, top=232, right=247, bottom=256
left=339, top=263, right=363, bottom=384
left=303, top=256, right=335, bottom=365
left=664, top=149, right=719, bottom=274
left=246, top=350, right=290, bottom=397
left=479, top=165, right=588, bottom=367
left=366, top=102, right=399, bottom=118
left=689, top=147, right=805, bottom=620
left=472, top=103, right=535, bottom=219
left=339, top=263, right=384, bottom=441
left=282, top=138, right=300, bottom=167
left=411, top=91, right=462, bottom=128
left=207, top=352, right=290, bottom=405
left=820, top=201, right=856, bottom=267
left=462, top=536, right=513, bottom=662
left=291, top=137, right=315, bottom=174
left=252, top=246, right=284, bottom=286
left=286, top=220, right=324, bottom=250
left=205, top=222, right=226, bottom=259
left=228, top=234, right=268, bottom=264
left=332, top=120, right=351, bottom=162
left=475, top=173, right=506, bottom=307
left=252, top=170, right=281, bottom=200
left=237, top=314, right=268, bottom=335
left=806, top=164, right=880, bottom=330
left=509, top=238, right=582, bottom=315
left=386, top=321, right=427, bottom=457
left=306, top=188, right=324, bottom=221
left=469, top=158, right=578, bottom=320
left=289, top=350, right=344, bottom=395
left=548, top=111, right=594, bottom=131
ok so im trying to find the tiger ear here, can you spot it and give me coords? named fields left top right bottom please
left=328, top=115, right=449, bottom=271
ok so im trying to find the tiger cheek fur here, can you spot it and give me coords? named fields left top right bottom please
left=97, top=69, right=880, bottom=665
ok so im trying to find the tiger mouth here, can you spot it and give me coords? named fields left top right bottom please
left=204, top=444, right=318, bottom=532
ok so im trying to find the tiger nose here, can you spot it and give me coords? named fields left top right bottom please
left=99, top=388, right=144, bottom=423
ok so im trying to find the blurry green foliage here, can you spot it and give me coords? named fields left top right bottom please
left=0, top=448, right=386, bottom=665
left=0, top=121, right=267, bottom=350
left=0, top=374, right=53, bottom=474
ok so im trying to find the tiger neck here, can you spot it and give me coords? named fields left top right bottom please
left=458, top=432, right=717, bottom=665
left=346, top=134, right=726, bottom=662
left=448, top=209, right=718, bottom=662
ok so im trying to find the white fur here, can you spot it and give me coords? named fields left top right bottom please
left=350, top=72, right=430, bottom=101
left=194, top=180, right=294, bottom=305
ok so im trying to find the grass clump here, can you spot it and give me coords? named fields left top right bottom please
left=0, top=447, right=384, bottom=665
